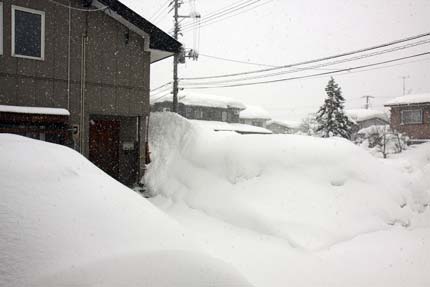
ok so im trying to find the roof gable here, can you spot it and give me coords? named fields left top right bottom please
left=95, top=0, right=181, bottom=57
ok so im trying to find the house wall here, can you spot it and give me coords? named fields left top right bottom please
left=389, top=105, right=430, bottom=139
left=240, top=118, right=268, bottom=128
left=358, top=118, right=389, bottom=130
left=266, top=123, right=290, bottom=134
left=152, top=101, right=241, bottom=123
left=0, top=0, right=151, bottom=185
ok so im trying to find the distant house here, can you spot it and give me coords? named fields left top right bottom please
left=346, top=109, right=389, bottom=131
left=151, top=92, right=245, bottom=123
left=239, top=106, right=271, bottom=128
left=0, top=0, right=181, bottom=186
left=266, top=120, right=301, bottom=134
left=384, top=93, right=430, bottom=143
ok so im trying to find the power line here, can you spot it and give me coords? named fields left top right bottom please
left=177, top=0, right=255, bottom=31
left=199, top=53, right=278, bottom=67
left=182, top=0, right=274, bottom=33
left=149, top=0, right=171, bottom=21
left=180, top=31, right=430, bottom=80
left=182, top=39, right=430, bottom=85
left=180, top=51, right=430, bottom=89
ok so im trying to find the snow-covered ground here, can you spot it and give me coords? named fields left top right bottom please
left=145, top=112, right=430, bottom=287
left=1, top=112, right=429, bottom=287
left=0, top=134, right=251, bottom=287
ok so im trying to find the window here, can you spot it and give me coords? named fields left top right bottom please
left=194, top=110, right=203, bottom=119
left=222, top=111, right=227, bottom=122
left=0, top=2, right=3, bottom=55
left=401, top=109, right=422, bottom=124
left=11, top=5, right=45, bottom=60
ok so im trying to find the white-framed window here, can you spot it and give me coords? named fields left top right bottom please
left=11, top=5, right=45, bottom=60
left=401, top=109, right=423, bottom=124
left=0, top=2, right=3, bottom=55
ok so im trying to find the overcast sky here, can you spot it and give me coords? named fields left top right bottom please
left=122, top=0, right=430, bottom=121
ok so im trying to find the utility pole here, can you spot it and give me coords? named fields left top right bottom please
left=361, top=95, right=374, bottom=109
left=172, top=0, right=180, bottom=113
left=400, top=75, right=410, bottom=96
left=171, top=0, right=200, bottom=113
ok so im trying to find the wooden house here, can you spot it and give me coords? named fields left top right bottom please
left=151, top=92, right=246, bottom=123
left=384, top=93, right=430, bottom=144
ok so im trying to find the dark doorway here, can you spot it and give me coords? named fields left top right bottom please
left=89, top=118, right=120, bottom=180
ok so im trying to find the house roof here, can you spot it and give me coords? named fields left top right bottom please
left=96, top=0, right=182, bottom=62
left=151, top=92, right=246, bottom=110
left=345, top=109, right=389, bottom=123
left=384, top=93, right=430, bottom=106
left=239, top=106, right=271, bottom=120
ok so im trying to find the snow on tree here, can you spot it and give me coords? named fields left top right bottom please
left=315, top=77, right=354, bottom=139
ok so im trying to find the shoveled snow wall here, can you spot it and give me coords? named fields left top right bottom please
left=145, top=112, right=429, bottom=250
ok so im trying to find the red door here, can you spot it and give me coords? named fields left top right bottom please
left=89, top=119, right=120, bottom=179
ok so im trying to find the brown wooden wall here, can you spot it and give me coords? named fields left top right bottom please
left=389, top=105, right=430, bottom=139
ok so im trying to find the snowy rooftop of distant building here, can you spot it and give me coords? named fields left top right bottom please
left=151, top=92, right=246, bottom=110
left=267, top=120, right=301, bottom=129
left=345, top=109, right=388, bottom=122
left=385, top=93, right=430, bottom=106
left=192, top=120, right=272, bottom=134
left=0, top=105, right=70, bottom=116
left=239, top=105, right=271, bottom=120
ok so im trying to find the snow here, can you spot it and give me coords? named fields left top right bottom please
left=151, top=92, right=246, bottom=110
left=0, top=134, right=251, bottom=287
left=0, top=104, right=70, bottom=116
left=267, top=119, right=301, bottom=129
left=346, top=108, right=388, bottom=122
left=191, top=119, right=272, bottom=134
left=385, top=93, right=430, bottom=106
left=239, top=105, right=271, bottom=120
left=145, top=112, right=430, bottom=287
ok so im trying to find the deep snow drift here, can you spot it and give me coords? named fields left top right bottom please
left=145, top=112, right=430, bottom=287
left=0, top=134, right=251, bottom=287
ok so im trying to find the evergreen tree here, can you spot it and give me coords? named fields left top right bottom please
left=315, top=77, right=353, bottom=139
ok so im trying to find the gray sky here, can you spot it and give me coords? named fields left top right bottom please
left=123, top=0, right=430, bottom=121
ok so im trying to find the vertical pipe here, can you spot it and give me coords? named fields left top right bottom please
left=67, top=0, right=71, bottom=111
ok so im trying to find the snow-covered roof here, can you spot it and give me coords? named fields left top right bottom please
left=0, top=105, right=70, bottom=116
left=345, top=109, right=388, bottom=123
left=385, top=93, right=430, bottom=106
left=192, top=120, right=272, bottom=134
left=151, top=92, right=245, bottom=110
left=239, top=105, right=271, bottom=120
left=267, top=120, right=301, bottom=129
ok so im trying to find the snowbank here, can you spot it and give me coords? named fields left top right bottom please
left=146, top=113, right=427, bottom=250
left=0, top=104, right=70, bottom=116
left=145, top=113, right=430, bottom=287
left=151, top=91, right=246, bottom=110
left=0, top=134, right=251, bottom=287
left=191, top=119, right=272, bottom=134
left=345, top=108, right=388, bottom=122
left=239, top=105, right=271, bottom=119
left=267, top=119, right=301, bottom=129
left=385, top=93, right=430, bottom=106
